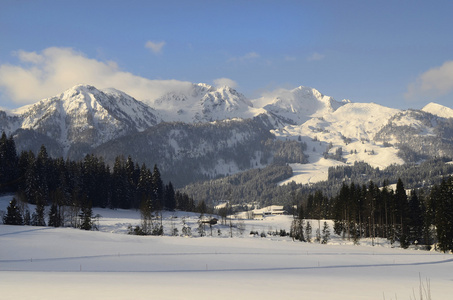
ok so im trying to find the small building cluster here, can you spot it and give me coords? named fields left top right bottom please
left=252, top=205, right=285, bottom=220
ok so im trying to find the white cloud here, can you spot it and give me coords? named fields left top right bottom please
left=307, top=52, right=325, bottom=62
left=14, top=50, right=44, bottom=64
left=228, top=52, right=260, bottom=62
left=405, top=60, right=453, bottom=100
left=0, top=47, right=192, bottom=105
left=145, top=41, right=166, bottom=54
left=213, top=78, right=238, bottom=88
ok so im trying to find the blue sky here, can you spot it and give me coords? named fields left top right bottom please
left=1, top=0, right=452, bottom=110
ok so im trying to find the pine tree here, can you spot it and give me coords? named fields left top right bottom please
left=290, top=204, right=305, bottom=242
left=32, top=201, right=46, bottom=226
left=152, top=164, right=164, bottom=211
left=0, top=132, right=19, bottom=193
left=79, top=204, right=93, bottom=231
left=321, top=221, right=331, bottom=244
left=112, top=156, right=131, bottom=209
left=48, top=203, right=61, bottom=227
left=408, top=190, right=423, bottom=245
left=3, top=198, right=23, bottom=225
left=23, top=209, right=31, bottom=225
left=164, top=182, right=176, bottom=211
left=181, top=217, right=192, bottom=237
left=36, top=145, right=50, bottom=204
left=433, top=177, right=453, bottom=252
left=395, top=178, right=409, bottom=248
left=197, top=214, right=206, bottom=237
left=197, top=200, right=207, bottom=214
left=305, top=221, right=312, bottom=242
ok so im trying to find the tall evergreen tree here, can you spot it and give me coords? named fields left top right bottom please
left=432, top=177, right=453, bottom=252
left=3, top=198, right=23, bottom=225
left=48, top=203, right=61, bottom=227
left=112, top=156, right=131, bottom=209
left=79, top=200, right=93, bottom=231
left=152, top=164, right=164, bottom=211
left=321, top=221, right=331, bottom=244
left=290, top=203, right=305, bottom=242
left=35, top=145, right=50, bottom=205
left=0, top=132, right=19, bottom=193
left=164, top=182, right=176, bottom=211
left=394, top=178, right=409, bottom=248
left=32, top=201, right=46, bottom=226
left=408, top=190, right=423, bottom=244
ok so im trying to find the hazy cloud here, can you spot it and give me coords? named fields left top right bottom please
left=228, top=52, right=260, bottom=62
left=0, top=47, right=192, bottom=105
left=213, top=78, right=238, bottom=88
left=145, top=41, right=166, bottom=54
left=405, top=60, right=453, bottom=100
left=14, top=50, right=44, bottom=64
left=307, top=52, right=325, bottom=62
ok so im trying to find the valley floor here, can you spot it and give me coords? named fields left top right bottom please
left=1, top=198, right=452, bottom=299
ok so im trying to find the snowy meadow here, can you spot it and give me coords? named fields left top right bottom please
left=1, top=196, right=452, bottom=300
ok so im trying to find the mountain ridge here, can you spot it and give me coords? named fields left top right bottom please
left=1, top=83, right=452, bottom=187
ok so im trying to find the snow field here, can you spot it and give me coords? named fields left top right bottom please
left=1, top=196, right=452, bottom=300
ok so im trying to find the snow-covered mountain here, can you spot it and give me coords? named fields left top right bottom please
left=1, top=83, right=453, bottom=187
left=1, top=84, right=160, bottom=157
left=422, top=102, right=453, bottom=119
left=150, top=83, right=263, bottom=123
left=253, top=86, right=347, bottom=125
left=374, top=109, right=453, bottom=161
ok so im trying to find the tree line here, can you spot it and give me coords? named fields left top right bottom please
left=0, top=132, right=201, bottom=230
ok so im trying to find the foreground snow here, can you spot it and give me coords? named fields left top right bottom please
left=1, top=198, right=452, bottom=299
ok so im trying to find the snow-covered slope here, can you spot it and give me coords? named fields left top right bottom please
left=253, top=86, right=347, bottom=125
left=326, top=102, right=400, bottom=141
left=272, top=102, right=404, bottom=185
left=422, top=102, right=453, bottom=119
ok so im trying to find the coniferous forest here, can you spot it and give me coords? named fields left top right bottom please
left=0, top=132, right=199, bottom=231
left=288, top=178, right=453, bottom=252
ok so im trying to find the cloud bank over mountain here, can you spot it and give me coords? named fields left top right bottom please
left=0, top=47, right=192, bottom=106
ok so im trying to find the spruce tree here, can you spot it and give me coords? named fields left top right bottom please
left=23, top=209, right=31, bottom=225
left=32, top=201, right=46, bottom=226
left=290, top=204, right=305, bottom=242
left=321, top=221, right=331, bottom=244
left=152, top=164, right=164, bottom=211
left=408, top=190, right=423, bottom=244
left=79, top=204, right=93, bottom=231
left=0, top=132, right=18, bottom=193
left=48, top=203, right=61, bottom=227
left=305, top=221, right=312, bottom=242
left=164, top=182, right=176, bottom=211
left=395, top=178, right=409, bottom=248
left=3, top=198, right=23, bottom=225
left=433, top=177, right=453, bottom=252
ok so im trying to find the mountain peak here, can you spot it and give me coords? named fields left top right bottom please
left=254, top=85, right=344, bottom=125
left=422, top=102, right=453, bottom=119
left=65, top=84, right=100, bottom=94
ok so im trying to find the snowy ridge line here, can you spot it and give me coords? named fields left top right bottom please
left=2, top=258, right=452, bottom=273
left=0, top=250, right=444, bottom=263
